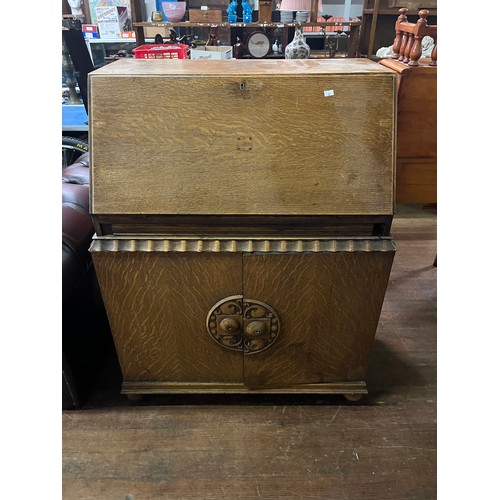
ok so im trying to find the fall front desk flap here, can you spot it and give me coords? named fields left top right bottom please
left=89, top=58, right=396, bottom=217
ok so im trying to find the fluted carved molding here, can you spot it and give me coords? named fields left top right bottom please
left=91, top=238, right=396, bottom=254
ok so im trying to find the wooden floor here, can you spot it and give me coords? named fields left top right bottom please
left=62, top=204, right=437, bottom=500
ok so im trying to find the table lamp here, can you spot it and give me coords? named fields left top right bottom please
left=280, top=0, right=323, bottom=20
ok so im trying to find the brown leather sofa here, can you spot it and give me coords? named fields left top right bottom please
left=62, top=153, right=112, bottom=409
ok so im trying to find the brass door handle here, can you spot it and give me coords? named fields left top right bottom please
left=220, top=317, right=241, bottom=333
left=245, top=320, right=268, bottom=337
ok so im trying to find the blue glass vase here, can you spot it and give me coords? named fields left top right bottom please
left=242, top=0, right=252, bottom=23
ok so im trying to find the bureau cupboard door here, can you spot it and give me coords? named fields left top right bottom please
left=91, top=251, right=243, bottom=384
left=241, top=251, right=395, bottom=389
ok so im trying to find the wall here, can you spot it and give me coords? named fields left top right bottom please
left=320, top=0, right=363, bottom=19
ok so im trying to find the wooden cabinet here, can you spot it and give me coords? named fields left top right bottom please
left=91, top=241, right=394, bottom=396
left=379, top=58, right=436, bottom=203
left=88, top=58, right=397, bottom=400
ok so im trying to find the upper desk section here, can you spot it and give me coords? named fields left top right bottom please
left=89, top=59, right=396, bottom=220
left=89, top=57, right=395, bottom=76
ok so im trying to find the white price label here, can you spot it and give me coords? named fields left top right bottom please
left=324, top=89, right=335, bottom=97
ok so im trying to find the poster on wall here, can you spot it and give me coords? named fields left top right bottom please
left=88, top=0, right=132, bottom=26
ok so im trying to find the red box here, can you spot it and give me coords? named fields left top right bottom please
left=132, top=44, right=189, bottom=59
left=82, top=24, right=98, bottom=33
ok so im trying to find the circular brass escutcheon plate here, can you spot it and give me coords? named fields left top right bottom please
left=206, top=295, right=280, bottom=355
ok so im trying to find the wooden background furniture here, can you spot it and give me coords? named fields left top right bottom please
left=360, top=0, right=437, bottom=58
left=391, top=8, right=436, bottom=66
left=89, top=59, right=397, bottom=402
left=379, top=8, right=436, bottom=204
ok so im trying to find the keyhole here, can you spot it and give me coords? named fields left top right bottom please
left=240, top=82, right=245, bottom=90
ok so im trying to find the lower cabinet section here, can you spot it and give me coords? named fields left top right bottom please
left=90, top=238, right=395, bottom=399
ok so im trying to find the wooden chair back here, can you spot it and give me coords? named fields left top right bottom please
left=392, top=8, right=437, bottom=66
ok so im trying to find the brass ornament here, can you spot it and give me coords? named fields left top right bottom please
left=206, top=295, right=280, bottom=355
left=151, top=11, right=164, bottom=22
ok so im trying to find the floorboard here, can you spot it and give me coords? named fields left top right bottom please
left=62, top=204, right=437, bottom=500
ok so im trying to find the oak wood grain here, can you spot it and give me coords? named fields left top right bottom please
left=89, top=58, right=397, bottom=76
left=92, top=239, right=394, bottom=394
left=89, top=59, right=395, bottom=217
left=91, top=252, right=243, bottom=382
left=243, top=251, right=394, bottom=388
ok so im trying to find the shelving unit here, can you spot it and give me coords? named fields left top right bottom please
left=128, top=0, right=362, bottom=57
left=134, top=20, right=361, bottom=57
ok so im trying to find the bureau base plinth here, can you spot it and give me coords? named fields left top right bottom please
left=121, top=381, right=368, bottom=400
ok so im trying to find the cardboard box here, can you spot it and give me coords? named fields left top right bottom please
left=188, top=9, right=223, bottom=22
left=190, top=46, right=233, bottom=60
left=144, top=26, right=169, bottom=38
left=96, top=6, right=128, bottom=39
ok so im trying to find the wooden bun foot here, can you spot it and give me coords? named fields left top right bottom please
left=343, top=393, right=363, bottom=402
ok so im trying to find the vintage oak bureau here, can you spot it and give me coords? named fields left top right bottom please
left=88, top=58, right=396, bottom=401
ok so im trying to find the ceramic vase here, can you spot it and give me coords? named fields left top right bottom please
left=285, top=27, right=310, bottom=59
